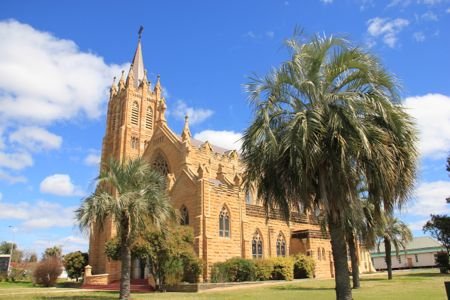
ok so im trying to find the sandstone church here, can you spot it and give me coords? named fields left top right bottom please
left=86, top=35, right=375, bottom=283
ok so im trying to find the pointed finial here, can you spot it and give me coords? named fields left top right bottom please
left=138, top=26, right=144, bottom=40
left=126, top=64, right=135, bottom=88
left=110, top=76, right=117, bottom=96
left=181, top=114, right=192, bottom=141
left=118, top=70, right=125, bottom=90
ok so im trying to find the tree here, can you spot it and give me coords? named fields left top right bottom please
left=63, top=251, right=88, bottom=282
left=43, top=246, right=62, bottom=260
left=105, top=224, right=201, bottom=289
left=0, top=241, right=23, bottom=263
left=377, top=215, right=412, bottom=280
left=33, top=257, right=62, bottom=287
left=76, top=158, right=174, bottom=300
left=423, top=214, right=450, bottom=254
left=241, top=34, right=417, bottom=300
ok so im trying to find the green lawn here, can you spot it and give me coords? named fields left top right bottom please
left=0, top=269, right=448, bottom=300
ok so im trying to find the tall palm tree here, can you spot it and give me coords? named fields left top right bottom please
left=377, top=214, right=412, bottom=280
left=242, top=34, right=417, bottom=300
left=76, top=158, right=174, bottom=300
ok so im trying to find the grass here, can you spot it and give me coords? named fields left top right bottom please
left=0, top=269, right=448, bottom=300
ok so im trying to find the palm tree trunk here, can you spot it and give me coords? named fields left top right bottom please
left=329, top=216, right=352, bottom=300
left=347, top=231, right=360, bottom=289
left=384, top=236, right=393, bottom=280
left=119, top=219, right=131, bottom=300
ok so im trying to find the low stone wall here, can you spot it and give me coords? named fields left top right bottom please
left=84, top=274, right=110, bottom=285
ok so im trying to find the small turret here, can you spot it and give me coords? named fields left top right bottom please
left=109, top=76, right=117, bottom=98
left=140, top=69, right=149, bottom=89
left=126, top=64, right=135, bottom=89
left=154, top=74, right=162, bottom=98
left=181, top=115, right=192, bottom=141
left=118, top=70, right=125, bottom=91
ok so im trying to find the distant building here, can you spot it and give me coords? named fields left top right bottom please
left=371, top=236, right=444, bottom=270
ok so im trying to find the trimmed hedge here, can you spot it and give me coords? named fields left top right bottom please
left=270, top=257, right=294, bottom=280
left=211, top=257, right=256, bottom=282
left=211, top=255, right=312, bottom=282
left=254, top=259, right=274, bottom=281
left=293, top=254, right=315, bottom=279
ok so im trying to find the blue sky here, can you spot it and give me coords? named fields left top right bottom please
left=0, top=0, right=449, bottom=256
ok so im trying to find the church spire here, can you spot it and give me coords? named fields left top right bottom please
left=131, top=26, right=145, bottom=87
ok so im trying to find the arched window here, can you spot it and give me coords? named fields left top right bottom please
left=317, top=247, right=321, bottom=260
left=131, top=137, right=139, bottom=149
left=245, top=191, right=253, bottom=204
left=152, top=153, right=170, bottom=176
left=252, top=230, right=263, bottom=259
left=131, top=101, right=139, bottom=125
left=219, top=206, right=230, bottom=237
left=322, top=248, right=326, bottom=261
left=146, top=107, right=153, bottom=130
left=276, top=233, right=286, bottom=257
left=180, top=205, right=189, bottom=225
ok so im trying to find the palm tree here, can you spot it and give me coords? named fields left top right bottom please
left=377, top=214, right=412, bottom=280
left=241, top=34, right=417, bottom=300
left=76, top=158, right=174, bottom=300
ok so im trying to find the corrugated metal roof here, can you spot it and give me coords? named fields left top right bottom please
left=370, top=236, right=444, bottom=256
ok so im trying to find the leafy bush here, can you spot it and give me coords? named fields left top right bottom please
left=435, top=251, right=449, bottom=273
left=63, top=251, right=88, bottom=282
left=33, top=258, right=62, bottom=287
left=211, top=262, right=228, bottom=283
left=211, top=258, right=256, bottom=282
left=269, top=257, right=294, bottom=281
left=254, top=259, right=274, bottom=281
left=182, top=253, right=202, bottom=283
left=293, top=254, right=315, bottom=279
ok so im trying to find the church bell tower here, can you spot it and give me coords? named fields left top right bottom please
left=90, top=28, right=168, bottom=276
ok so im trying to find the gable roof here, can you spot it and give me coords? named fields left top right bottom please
left=371, top=236, right=444, bottom=257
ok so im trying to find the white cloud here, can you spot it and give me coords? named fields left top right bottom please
left=0, top=199, right=76, bottom=229
left=320, top=0, right=333, bottom=3
left=34, top=235, right=88, bottom=255
left=413, top=31, right=426, bottom=42
left=421, top=11, right=439, bottom=21
left=0, top=170, right=27, bottom=184
left=9, top=126, right=62, bottom=151
left=0, top=20, right=127, bottom=183
left=407, top=181, right=450, bottom=216
left=367, top=17, right=409, bottom=47
left=194, top=130, right=242, bottom=151
left=40, top=174, right=84, bottom=197
left=403, top=94, right=450, bottom=159
left=84, top=153, right=101, bottom=167
left=0, top=20, right=126, bottom=125
left=0, top=151, right=33, bottom=170
left=171, top=100, right=214, bottom=125
left=387, top=0, right=412, bottom=8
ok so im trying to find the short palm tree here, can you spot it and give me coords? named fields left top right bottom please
left=76, top=158, right=174, bottom=300
left=377, top=214, right=412, bottom=280
left=242, top=34, right=417, bottom=300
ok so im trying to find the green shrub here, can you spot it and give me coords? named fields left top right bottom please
left=182, top=253, right=202, bottom=283
left=293, top=254, right=315, bottom=279
left=211, top=257, right=256, bottom=282
left=269, top=257, right=294, bottom=281
left=254, top=259, right=274, bottom=281
left=211, top=262, right=228, bottom=283
left=435, top=252, right=449, bottom=273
